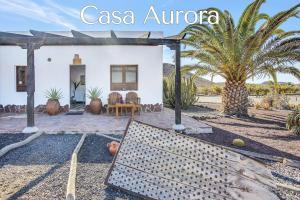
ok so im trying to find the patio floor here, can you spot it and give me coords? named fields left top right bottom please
left=0, top=108, right=212, bottom=134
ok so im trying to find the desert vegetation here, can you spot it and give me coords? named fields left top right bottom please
left=286, top=110, right=300, bottom=135
left=181, top=0, right=300, bottom=116
left=198, top=84, right=300, bottom=96
left=163, top=75, right=198, bottom=110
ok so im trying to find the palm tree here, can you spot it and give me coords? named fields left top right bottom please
left=181, top=0, right=300, bottom=116
left=258, top=65, right=300, bottom=94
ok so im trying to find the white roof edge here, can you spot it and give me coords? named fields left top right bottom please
left=7, top=31, right=164, bottom=39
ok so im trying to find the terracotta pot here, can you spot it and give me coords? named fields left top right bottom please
left=90, top=99, right=102, bottom=114
left=107, top=141, right=120, bottom=156
left=46, top=99, right=60, bottom=115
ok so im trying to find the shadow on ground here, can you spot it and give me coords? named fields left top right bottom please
left=191, top=125, right=300, bottom=161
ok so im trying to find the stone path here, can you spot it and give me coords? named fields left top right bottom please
left=0, top=108, right=212, bottom=134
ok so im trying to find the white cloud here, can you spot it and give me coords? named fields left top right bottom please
left=0, top=0, right=78, bottom=29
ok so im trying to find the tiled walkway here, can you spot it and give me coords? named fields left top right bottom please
left=0, top=108, right=212, bottom=134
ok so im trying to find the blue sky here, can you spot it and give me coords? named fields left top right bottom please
left=0, top=0, right=299, bottom=83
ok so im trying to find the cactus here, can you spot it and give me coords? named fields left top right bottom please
left=232, top=139, right=246, bottom=147
left=163, top=75, right=198, bottom=110
left=286, top=111, right=300, bottom=135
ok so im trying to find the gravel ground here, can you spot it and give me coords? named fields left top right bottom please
left=189, top=104, right=300, bottom=160
left=182, top=105, right=221, bottom=120
left=264, top=161, right=300, bottom=200
left=0, top=134, right=81, bottom=199
left=0, top=133, right=32, bottom=149
left=76, top=134, right=140, bottom=200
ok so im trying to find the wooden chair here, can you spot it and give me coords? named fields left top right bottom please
left=125, top=92, right=141, bottom=115
left=107, top=92, right=122, bottom=114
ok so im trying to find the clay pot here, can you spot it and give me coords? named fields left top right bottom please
left=107, top=141, right=120, bottom=156
left=46, top=99, right=60, bottom=115
left=89, top=99, right=102, bottom=114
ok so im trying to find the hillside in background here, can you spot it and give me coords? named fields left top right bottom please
left=163, top=63, right=213, bottom=87
left=164, top=63, right=298, bottom=87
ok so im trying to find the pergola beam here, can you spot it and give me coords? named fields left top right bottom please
left=30, top=30, right=70, bottom=38
left=147, top=32, right=151, bottom=38
left=0, top=31, right=32, bottom=38
left=71, top=30, right=93, bottom=38
left=171, top=42, right=183, bottom=130
left=26, top=43, right=35, bottom=127
left=110, top=30, right=117, bottom=39
left=0, top=36, right=179, bottom=46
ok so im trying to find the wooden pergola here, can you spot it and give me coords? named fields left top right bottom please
left=0, top=30, right=184, bottom=132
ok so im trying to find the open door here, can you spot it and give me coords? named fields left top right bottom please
left=70, top=65, right=86, bottom=111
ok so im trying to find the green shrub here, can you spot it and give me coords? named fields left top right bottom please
left=199, top=87, right=210, bottom=95
left=288, top=104, right=300, bottom=111
left=211, top=85, right=222, bottom=95
left=246, top=84, right=299, bottom=96
left=163, top=75, right=198, bottom=110
left=246, top=84, right=270, bottom=96
left=286, top=111, right=300, bottom=135
left=45, top=88, right=63, bottom=101
left=198, top=85, right=222, bottom=95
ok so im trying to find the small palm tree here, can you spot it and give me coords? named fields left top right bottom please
left=258, top=65, right=300, bottom=94
left=181, top=0, right=300, bottom=116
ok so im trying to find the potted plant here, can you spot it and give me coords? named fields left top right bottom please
left=71, top=80, right=80, bottom=104
left=45, top=88, right=63, bottom=115
left=87, top=87, right=102, bottom=114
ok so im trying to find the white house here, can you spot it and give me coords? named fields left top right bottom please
left=0, top=31, right=164, bottom=111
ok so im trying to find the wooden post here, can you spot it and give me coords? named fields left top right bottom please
left=174, top=42, right=182, bottom=127
left=26, top=43, right=35, bottom=127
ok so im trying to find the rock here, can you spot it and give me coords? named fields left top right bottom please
left=35, top=105, right=46, bottom=113
left=153, top=103, right=162, bottom=112
left=4, top=105, right=11, bottom=112
left=10, top=104, right=17, bottom=113
left=85, top=105, right=91, bottom=112
left=62, top=104, right=69, bottom=113
left=20, top=105, right=26, bottom=113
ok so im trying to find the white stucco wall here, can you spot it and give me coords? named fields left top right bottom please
left=0, top=45, right=163, bottom=106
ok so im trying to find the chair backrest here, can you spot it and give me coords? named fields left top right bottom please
left=108, top=92, right=122, bottom=105
left=126, top=92, right=139, bottom=104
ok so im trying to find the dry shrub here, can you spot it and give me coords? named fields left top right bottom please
left=260, top=94, right=289, bottom=110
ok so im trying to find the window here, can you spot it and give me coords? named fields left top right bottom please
left=111, top=65, right=138, bottom=90
left=16, top=66, right=27, bottom=92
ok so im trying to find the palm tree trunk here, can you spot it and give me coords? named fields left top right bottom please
left=222, top=80, right=249, bottom=116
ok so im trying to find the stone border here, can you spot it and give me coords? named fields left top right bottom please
left=0, top=132, right=43, bottom=158
left=96, top=133, right=122, bottom=142
left=66, top=134, right=87, bottom=200
left=0, top=104, right=69, bottom=113
left=226, top=147, right=300, bottom=168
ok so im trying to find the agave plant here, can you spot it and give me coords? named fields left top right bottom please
left=45, top=88, right=63, bottom=101
left=286, top=110, right=300, bottom=135
left=87, top=87, right=102, bottom=100
left=163, top=75, right=198, bottom=110
left=181, top=0, right=300, bottom=116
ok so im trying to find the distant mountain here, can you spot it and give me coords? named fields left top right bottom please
left=261, top=81, right=295, bottom=85
left=163, top=63, right=214, bottom=87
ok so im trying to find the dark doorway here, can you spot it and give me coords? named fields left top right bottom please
left=70, top=65, right=86, bottom=110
